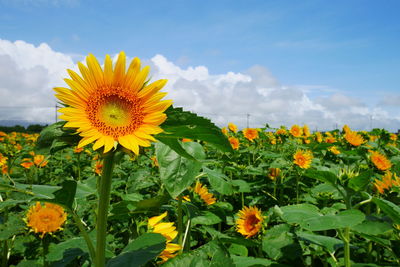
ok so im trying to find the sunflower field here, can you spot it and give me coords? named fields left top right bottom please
left=1, top=54, right=400, bottom=267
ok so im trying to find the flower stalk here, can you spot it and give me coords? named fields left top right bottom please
left=95, top=150, right=116, bottom=267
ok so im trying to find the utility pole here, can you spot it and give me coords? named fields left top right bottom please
left=370, top=115, right=373, bottom=130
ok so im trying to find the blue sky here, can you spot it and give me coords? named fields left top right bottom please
left=0, top=0, right=399, bottom=130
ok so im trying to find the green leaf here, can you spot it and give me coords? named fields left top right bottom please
left=107, top=233, right=166, bottom=267
left=372, top=198, right=400, bottom=224
left=231, top=256, right=273, bottom=267
left=16, top=260, right=41, bottom=267
left=348, top=170, right=373, bottom=191
left=157, top=106, right=233, bottom=153
left=155, top=137, right=195, bottom=160
left=304, top=169, right=338, bottom=186
left=228, top=244, right=248, bottom=256
left=262, top=224, right=302, bottom=261
left=47, top=237, right=88, bottom=262
left=51, top=180, right=77, bottom=209
left=297, top=232, right=343, bottom=254
left=192, top=211, right=222, bottom=226
left=279, top=204, right=321, bottom=225
left=162, top=241, right=223, bottom=267
left=36, top=121, right=80, bottom=154
left=0, top=214, right=26, bottom=241
left=210, top=250, right=235, bottom=267
left=231, top=180, right=251, bottom=193
left=351, top=219, right=393, bottom=236
left=0, top=199, right=27, bottom=212
left=156, top=142, right=205, bottom=198
left=204, top=167, right=234, bottom=195
left=301, top=209, right=365, bottom=231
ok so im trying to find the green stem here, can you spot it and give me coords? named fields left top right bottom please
left=42, top=237, right=49, bottom=267
left=343, top=227, right=351, bottom=267
left=70, top=211, right=96, bottom=262
left=296, top=176, right=299, bottom=204
left=177, top=195, right=183, bottom=251
left=77, top=153, right=81, bottom=181
left=1, top=240, right=8, bottom=267
left=95, top=151, right=116, bottom=267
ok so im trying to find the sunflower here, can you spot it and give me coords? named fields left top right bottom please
left=344, top=131, right=364, bottom=146
left=343, top=124, right=351, bottom=133
left=26, top=202, right=67, bottom=238
left=303, top=125, right=311, bottom=137
left=0, top=153, right=7, bottom=167
left=293, top=150, right=313, bottom=169
left=236, top=206, right=263, bottom=238
left=221, top=127, right=228, bottom=135
left=268, top=168, right=281, bottom=181
left=229, top=137, right=240, bottom=150
left=373, top=171, right=400, bottom=194
left=328, top=146, right=340, bottom=155
left=148, top=212, right=181, bottom=263
left=193, top=181, right=216, bottom=205
left=290, top=125, right=303, bottom=137
left=55, top=52, right=172, bottom=154
left=33, top=154, right=48, bottom=168
left=94, top=160, right=103, bottom=175
left=315, top=132, right=323, bottom=143
left=390, top=133, right=398, bottom=141
left=275, top=128, right=287, bottom=135
left=370, top=151, right=391, bottom=171
left=20, top=158, right=34, bottom=169
left=228, top=122, right=238, bottom=133
left=243, top=128, right=259, bottom=141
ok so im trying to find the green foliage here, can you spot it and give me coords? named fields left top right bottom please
left=156, top=141, right=205, bottom=198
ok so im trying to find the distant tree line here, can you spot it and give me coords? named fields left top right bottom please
left=0, top=124, right=47, bottom=133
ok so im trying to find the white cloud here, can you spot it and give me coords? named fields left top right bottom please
left=0, top=39, right=74, bottom=123
left=0, top=39, right=399, bottom=132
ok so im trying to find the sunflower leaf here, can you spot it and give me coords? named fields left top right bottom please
left=36, top=121, right=81, bottom=154
left=156, top=106, right=233, bottom=154
left=107, top=233, right=166, bottom=267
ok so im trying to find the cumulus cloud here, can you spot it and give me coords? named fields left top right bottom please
left=0, top=39, right=399, bottom=132
left=0, top=39, right=74, bottom=123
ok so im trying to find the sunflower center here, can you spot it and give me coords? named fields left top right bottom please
left=245, top=214, right=260, bottom=232
left=86, top=87, right=144, bottom=138
left=100, top=99, right=130, bottom=127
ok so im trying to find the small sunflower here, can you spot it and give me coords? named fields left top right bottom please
left=229, top=137, right=240, bottom=150
left=193, top=181, right=216, bottom=205
left=290, top=125, right=303, bottom=137
left=228, top=122, right=238, bottom=133
left=268, top=168, right=281, bottom=181
left=344, top=131, right=364, bottom=146
left=236, top=206, right=263, bottom=238
left=374, top=171, right=400, bottom=194
left=148, top=212, right=181, bottom=263
left=33, top=154, right=48, bottom=168
left=343, top=124, right=351, bottom=133
left=275, top=128, right=287, bottom=135
left=55, top=52, right=172, bottom=155
left=315, top=132, right=323, bottom=143
left=221, top=127, right=228, bottom=135
left=303, top=125, right=311, bottom=137
left=26, top=202, right=67, bottom=238
left=243, top=128, right=259, bottom=141
left=328, top=146, right=340, bottom=155
left=293, top=149, right=313, bottom=169
left=370, top=151, right=391, bottom=171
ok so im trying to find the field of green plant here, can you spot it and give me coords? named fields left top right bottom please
left=1, top=116, right=400, bottom=267
left=1, top=53, right=400, bottom=267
